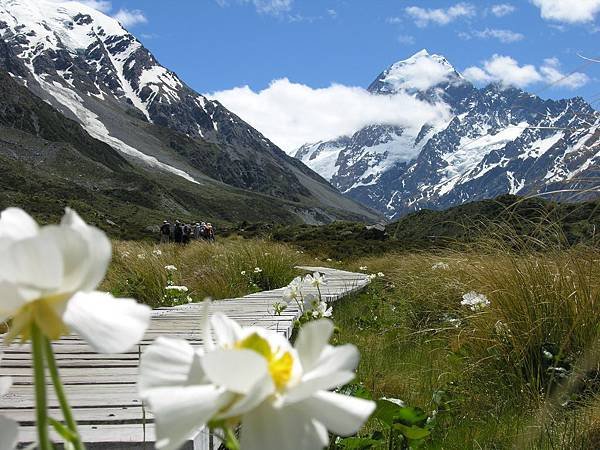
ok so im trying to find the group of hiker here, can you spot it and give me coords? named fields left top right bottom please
left=159, top=220, right=215, bottom=244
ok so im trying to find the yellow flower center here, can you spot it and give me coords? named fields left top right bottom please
left=236, top=332, right=294, bottom=390
left=6, top=295, right=69, bottom=344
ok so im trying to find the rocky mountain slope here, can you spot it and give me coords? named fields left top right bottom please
left=296, top=50, right=600, bottom=219
left=0, top=0, right=377, bottom=225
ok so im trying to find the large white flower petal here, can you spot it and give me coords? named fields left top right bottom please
left=39, top=226, right=90, bottom=294
left=217, top=373, right=275, bottom=419
left=294, top=319, right=334, bottom=373
left=210, top=312, right=243, bottom=347
left=298, top=391, right=376, bottom=437
left=144, top=385, right=231, bottom=450
left=0, top=281, right=29, bottom=322
left=284, top=370, right=356, bottom=404
left=240, top=401, right=329, bottom=450
left=0, top=235, right=63, bottom=291
left=0, top=415, right=18, bottom=450
left=138, top=337, right=205, bottom=392
left=307, top=344, right=360, bottom=380
left=0, top=208, right=38, bottom=249
left=201, top=349, right=270, bottom=394
left=61, top=208, right=111, bottom=291
left=63, top=292, right=150, bottom=353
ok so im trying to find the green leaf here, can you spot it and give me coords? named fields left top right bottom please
left=393, top=423, right=431, bottom=441
left=393, top=406, right=428, bottom=427
left=49, top=418, right=78, bottom=442
left=335, top=436, right=381, bottom=449
left=373, top=399, right=402, bottom=427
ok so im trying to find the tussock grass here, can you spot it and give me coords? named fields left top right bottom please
left=101, top=239, right=308, bottom=308
left=335, top=243, right=600, bottom=448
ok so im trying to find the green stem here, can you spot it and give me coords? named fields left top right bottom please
left=31, top=323, right=52, bottom=450
left=224, top=426, right=241, bottom=450
left=44, top=338, right=85, bottom=450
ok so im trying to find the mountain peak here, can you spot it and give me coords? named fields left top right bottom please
left=368, top=50, right=464, bottom=94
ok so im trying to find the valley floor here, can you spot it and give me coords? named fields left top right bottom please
left=101, top=237, right=600, bottom=448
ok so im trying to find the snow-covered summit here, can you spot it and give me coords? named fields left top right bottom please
left=368, top=49, right=464, bottom=94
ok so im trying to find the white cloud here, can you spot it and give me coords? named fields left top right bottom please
left=539, top=57, right=591, bottom=88
left=207, top=79, right=451, bottom=152
left=216, top=0, right=293, bottom=15
left=405, top=3, right=476, bottom=27
left=397, top=34, right=416, bottom=45
left=532, top=0, right=600, bottom=24
left=463, top=54, right=590, bottom=89
left=78, top=0, right=112, bottom=13
left=490, top=4, right=516, bottom=17
left=113, top=9, right=147, bottom=27
left=469, top=28, right=524, bottom=43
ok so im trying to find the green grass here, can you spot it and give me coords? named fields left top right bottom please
left=101, top=238, right=310, bottom=308
left=332, top=245, right=600, bottom=449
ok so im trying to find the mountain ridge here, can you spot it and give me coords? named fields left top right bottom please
left=296, top=50, right=600, bottom=219
left=0, top=0, right=379, bottom=224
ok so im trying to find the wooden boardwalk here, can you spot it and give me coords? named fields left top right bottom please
left=1, top=266, right=369, bottom=449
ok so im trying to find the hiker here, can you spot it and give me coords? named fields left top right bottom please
left=173, top=220, right=183, bottom=244
left=193, top=222, right=202, bottom=240
left=206, top=223, right=215, bottom=242
left=182, top=223, right=191, bottom=245
left=160, top=220, right=171, bottom=243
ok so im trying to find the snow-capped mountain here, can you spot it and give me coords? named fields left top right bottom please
left=0, top=0, right=377, bottom=222
left=296, top=50, right=600, bottom=219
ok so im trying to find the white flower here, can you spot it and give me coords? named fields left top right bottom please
left=326, top=258, right=332, bottom=262
left=138, top=313, right=375, bottom=450
left=165, top=286, right=189, bottom=293
left=164, top=265, right=178, bottom=272
left=431, top=262, right=449, bottom=270
left=240, top=271, right=247, bottom=276
left=312, top=302, right=333, bottom=319
left=263, top=252, right=271, bottom=256
left=306, top=272, right=326, bottom=288
left=0, top=358, right=18, bottom=450
left=367, top=274, right=377, bottom=281
left=460, top=291, right=490, bottom=311
left=0, top=208, right=151, bottom=352
left=282, top=276, right=303, bottom=304
left=377, top=272, right=385, bottom=278
left=153, top=249, right=163, bottom=257
left=121, top=251, right=130, bottom=258
left=254, top=267, right=263, bottom=273
left=359, top=266, right=368, bottom=271
left=137, top=253, right=146, bottom=260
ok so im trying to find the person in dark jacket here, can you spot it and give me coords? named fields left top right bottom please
left=160, top=220, right=171, bottom=243
left=173, top=220, right=183, bottom=244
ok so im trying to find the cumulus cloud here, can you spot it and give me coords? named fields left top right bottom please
left=532, top=0, right=600, bottom=24
left=78, top=0, right=112, bottom=13
left=463, top=54, right=590, bottom=89
left=462, top=28, right=524, bottom=43
left=207, top=79, right=451, bottom=152
left=113, top=9, right=147, bottom=27
left=490, top=4, right=515, bottom=17
left=216, top=0, right=293, bottom=15
left=405, top=2, right=475, bottom=27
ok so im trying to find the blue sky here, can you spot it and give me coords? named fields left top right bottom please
left=98, top=1, right=599, bottom=97
left=86, top=0, right=600, bottom=150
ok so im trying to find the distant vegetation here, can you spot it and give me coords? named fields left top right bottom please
left=102, top=239, right=309, bottom=308
left=227, top=195, right=600, bottom=259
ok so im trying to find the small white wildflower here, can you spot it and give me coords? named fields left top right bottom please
left=460, top=292, right=490, bottom=311
left=543, top=350, right=554, bottom=360
left=164, top=265, right=177, bottom=272
left=254, top=267, right=263, bottom=273
left=137, top=253, right=146, bottom=260
left=432, top=262, right=450, bottom=270
left=152, top=249, right=163, bottom=257
left=367, top=274, right=377, bottom=281
left=121, top=251, right=130, bottom=258
left=240, top=270, right=247, bottom=276
left=377, top=272, right=385, bottom=278
left=165, top=286, right=189, bottom=292
left=326, top=258, right=332, bottom=262
left=359, top=266, right=368, bottom=271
